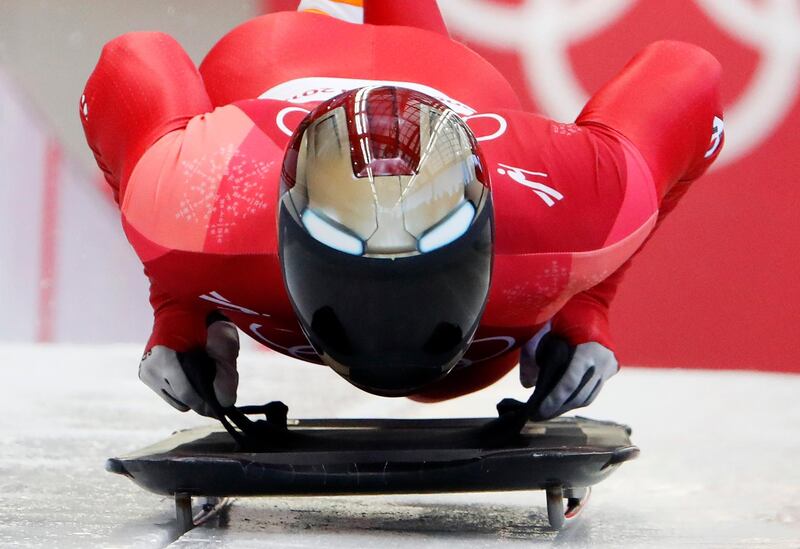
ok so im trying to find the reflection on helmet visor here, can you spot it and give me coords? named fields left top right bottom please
left=418, top=201, right=476, bottom=253
left=302, top=209, right=364, bottom=256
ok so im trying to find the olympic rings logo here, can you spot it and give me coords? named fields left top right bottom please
left=276, top=106, right=509, bottom=141
left=440, top=0, right=800, bottom=168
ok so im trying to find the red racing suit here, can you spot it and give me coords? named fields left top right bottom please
left=81, top=0, right=723, bottom=401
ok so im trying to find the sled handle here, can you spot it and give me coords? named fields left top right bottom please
left=177, top=349, right=246, bottom=442
left=526, top=333, right=575, bottom=420
left=487, top=333, right=574, bottom=442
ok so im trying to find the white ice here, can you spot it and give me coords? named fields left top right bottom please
left=0, top=343, right=798, bottom=548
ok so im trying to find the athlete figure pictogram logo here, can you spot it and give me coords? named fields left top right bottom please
left=496, top=163, right=563, bottom=207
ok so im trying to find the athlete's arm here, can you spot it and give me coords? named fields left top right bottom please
left=553, top=40, right=724, bottom=348
left=536, top=181, right=696, bottom=418
left=363, top=0, right=449, bottom=36
left=145, top=277, right=211, bottom=352
left=550, top=181, right=693, bottom=350
left=81, top=30, right=218, bottom=344
left=528, top=41, right=723, bottom=417
left=81, top=33, right=239, bottom=415
left=81, top=31, right=217, bottom=346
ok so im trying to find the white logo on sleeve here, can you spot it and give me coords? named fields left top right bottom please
left=199, top=291, right=270, bottom=317
left=249, top=323, right=319, bottom=361
left=496, top=163, right=564, bottom=207
left=705, top=116, right=725, bottom=158
left=80, top=94, right=88, bottom=120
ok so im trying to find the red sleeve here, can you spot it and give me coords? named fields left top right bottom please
left=80, top=32, right=212, bottom=203
left=145, top=275, right=213, bottom=353
left=364, top=0, right=449, bottom=36
left=552, top=41, right=724, bottom=349
left=81, top=32, right=216, bottom=353
left=577, top=40, right=724, bottom=199
left=552, top=182, right=693, bottom=349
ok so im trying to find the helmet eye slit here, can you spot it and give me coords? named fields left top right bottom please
left=418, top=201, right=476, bottom=253
left=301, top=209, right=364, bottom=256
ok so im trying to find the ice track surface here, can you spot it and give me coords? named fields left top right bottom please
left=1, top=344, right=798, bottom=548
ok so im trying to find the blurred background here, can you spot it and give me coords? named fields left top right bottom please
left=1, top=0, right=797, bottom=373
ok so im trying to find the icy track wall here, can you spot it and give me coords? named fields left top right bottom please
left=262, top=0, right=800, bottom=373
left=0, top=70, right=150, bottom=343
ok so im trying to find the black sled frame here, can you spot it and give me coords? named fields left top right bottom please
left=106, top=337, right=639, bottom=533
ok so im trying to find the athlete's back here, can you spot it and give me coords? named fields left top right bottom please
left=199, top=11, right=522, bottom=113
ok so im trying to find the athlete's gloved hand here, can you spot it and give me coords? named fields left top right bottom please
left=138, top=320, right=240, bottom=417
left=521, top=328, right=619, bottom=419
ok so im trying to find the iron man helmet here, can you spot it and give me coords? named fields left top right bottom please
left=278, top=86, right=493, bottom=396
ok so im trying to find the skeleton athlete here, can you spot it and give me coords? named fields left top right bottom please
left=81, top=0, right=723, bottom=418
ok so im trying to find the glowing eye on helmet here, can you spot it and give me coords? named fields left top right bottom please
left=418, top=201, right=476, bottom=254
left=301, top=209, right=365, bottom=256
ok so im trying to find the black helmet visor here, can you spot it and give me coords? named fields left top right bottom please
left=279, top=199, right=493, bottom=396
